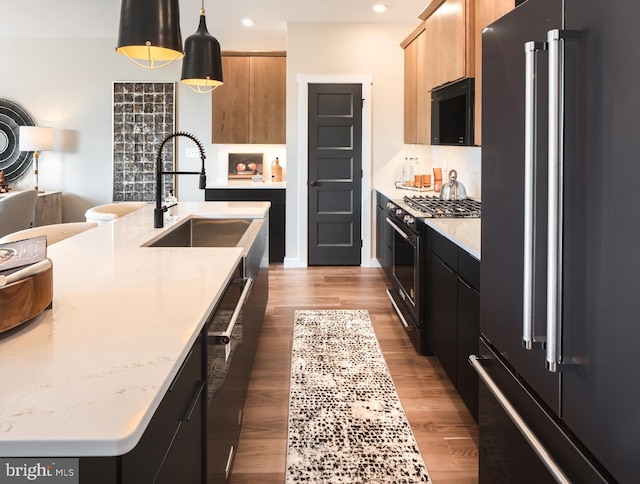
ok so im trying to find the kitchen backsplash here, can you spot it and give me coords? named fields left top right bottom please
left=431, top=145, right=481, bottom=199
left=375, top=145, right=482, bottom=199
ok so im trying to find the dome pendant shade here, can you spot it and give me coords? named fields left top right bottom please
left=116, top=0, right=184, bottom=69
left=181, top=12, right=224, bottom=94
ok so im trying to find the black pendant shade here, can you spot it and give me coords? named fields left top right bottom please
left=181, top=11, right=224, bottom=93
left=116, top=0, right=184, bottom=69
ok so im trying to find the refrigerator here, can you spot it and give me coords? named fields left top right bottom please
left=474, top=0, right=640, bottom=482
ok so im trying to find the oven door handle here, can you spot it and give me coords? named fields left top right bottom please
left=386, top=289, right=410, bottom=329
left=385, top=217, right=411, bottom=242
left=213, top=277, right=254, bottom=345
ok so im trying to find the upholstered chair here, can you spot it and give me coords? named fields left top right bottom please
left=0, top=222, right=98, bottom=246
left=84, top=201, right=147, bottom=224
left=0, top=190, right=38, bottom=238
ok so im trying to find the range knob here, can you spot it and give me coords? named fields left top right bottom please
left=386, top=202, right=396, bottom=210
left=395, top=209, right=404, bottom=218
left=403, top=215, right=415, bottom=225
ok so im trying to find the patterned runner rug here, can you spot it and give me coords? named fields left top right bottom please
left=286, top=309, right=431, bottom=483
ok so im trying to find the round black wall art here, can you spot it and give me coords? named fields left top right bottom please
left=0, top=99, right=35, bottom=182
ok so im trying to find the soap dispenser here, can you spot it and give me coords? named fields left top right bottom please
left=271, top=157, right=283, bottom=182
left=165, top=189, right=177, bottom=219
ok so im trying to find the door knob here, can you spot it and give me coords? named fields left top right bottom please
left=310, top=180, right=317, bottom=186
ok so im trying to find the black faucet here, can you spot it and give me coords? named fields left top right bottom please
left=154, top=131, right=207, bottom=228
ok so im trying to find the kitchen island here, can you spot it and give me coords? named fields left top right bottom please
left=0, top=201, right=269, bottom=481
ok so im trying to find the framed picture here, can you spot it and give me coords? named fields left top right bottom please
left=112, top=81, right=175, bottom=202
left=228, top=153, right=263, bottom=179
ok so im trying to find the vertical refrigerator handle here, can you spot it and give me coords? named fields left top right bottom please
left=546, top=29, right=581, bottom=373
left=546, top=29, right=563, bottom=372
left=523, top=41, right=547, bottom=351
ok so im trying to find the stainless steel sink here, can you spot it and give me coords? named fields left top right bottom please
left=143, top=217, right=262, bottom=251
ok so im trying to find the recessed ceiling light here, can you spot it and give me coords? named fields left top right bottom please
left=372, top=4, right=388, bottom=13
left=242, top=18, right=255, bottom=27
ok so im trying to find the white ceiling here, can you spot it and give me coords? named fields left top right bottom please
left=0, top=0, right=425, bottom=45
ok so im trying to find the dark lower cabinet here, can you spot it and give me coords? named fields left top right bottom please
left=205, top=188, right=285, bottom=262
left=426, top=227, right=480, bottom=422
left=375, top=192, right=392, bottom=280
left=428, top=250, right=459, bottom=385
left=155, top=381, right=206, bottom=484
left=121, top=334, right=206, bottom=484
left=36, top=334, right=206, bottom=484
left=457, top=277, right=479, bottom=422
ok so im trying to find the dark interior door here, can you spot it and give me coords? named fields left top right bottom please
left=307, top=83, right=362, bottom=266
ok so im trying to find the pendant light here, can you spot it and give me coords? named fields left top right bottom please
left=180, top=1, right=224, bottom=94
left=116, top=0, right=184, bottom=69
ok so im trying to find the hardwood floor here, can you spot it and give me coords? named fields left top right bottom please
left=230, top=265, right=478, bottom=483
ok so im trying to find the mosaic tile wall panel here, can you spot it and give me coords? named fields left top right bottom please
left=112, top=82, right=175, bottom=202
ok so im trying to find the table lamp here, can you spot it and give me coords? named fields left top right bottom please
left=19, top=126, right=53, bottom=193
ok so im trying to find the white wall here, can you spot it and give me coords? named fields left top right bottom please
left=285, top=22, right=415, bottom=266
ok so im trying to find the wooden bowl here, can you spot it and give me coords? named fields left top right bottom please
left=0, top=262, right=53, bottom=333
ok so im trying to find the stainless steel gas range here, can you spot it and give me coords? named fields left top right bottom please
left=382, top=192, right=481, bottom=355
left=403, top=194, right=482, bottom=218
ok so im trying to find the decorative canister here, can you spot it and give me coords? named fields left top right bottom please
left=271, top=157, right=283, bottom=182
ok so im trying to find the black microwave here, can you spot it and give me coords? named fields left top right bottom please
left=431, top=78, right=475, bottom=146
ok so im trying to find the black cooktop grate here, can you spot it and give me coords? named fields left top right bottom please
left=404, top=195, right=481, bottom=218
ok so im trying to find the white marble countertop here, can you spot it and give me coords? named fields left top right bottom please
left=206, top=179, right=286, bottom=189
left=376, top=184, right=481, bottom=260
left=0, top=201, right=269, bottom=457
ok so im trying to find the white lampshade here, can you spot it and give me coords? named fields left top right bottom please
left=19, top=126, right=53, bottom=152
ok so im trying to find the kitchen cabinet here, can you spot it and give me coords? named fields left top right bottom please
left=432, top=0, right=469, bottom=87
left=402, top=0, right=471, bottom=144
left=473, top=0, right=517, bottom=144
left=419, top=0, right=473, bottom=89
left=35, top=191, right=62, bottom=226
left=205, top=187, right=285, bottom=262
left=455, top=249, right=480, bottom=422
left=121, top=334, right=205, bottom=483
left=37, top=329, right=221, bottom=484
left=211, top=53, right=286, bottom=145
left=403, top=32, right=418, bottom=144
left=403, top=27, right=431, bottom=144
left=425, top=226, right=480, bottom=421
left=375, top=191, right=393, bottom=280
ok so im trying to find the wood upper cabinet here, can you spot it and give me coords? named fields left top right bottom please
left=249, top=56, right=286, bottom=144
left=211, top=53, right=286, bottom=144
left=474, top=0, right=515, bottom=144
left=403, top=0, right=472, bottom=144
left=419, top=0, right=473, bottom=90
left=404, top=35, right=419, bottom=143
left=211, top=56, right=250, bottom=144
left=432, top=0, right=468, bottom=88
left=403, top=25, right=431, bottom=144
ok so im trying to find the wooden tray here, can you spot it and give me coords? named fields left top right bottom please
left=0, top=263, right=53, bottom=333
